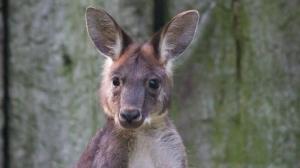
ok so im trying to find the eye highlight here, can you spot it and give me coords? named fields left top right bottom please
left=112, top=76, right=121, bottom=87
left=148, top=79, right=160, bottom=90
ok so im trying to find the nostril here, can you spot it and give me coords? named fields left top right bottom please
left=130, top=111, right=140, bottom=120
left=119, top=110, right=141, bottom=123
left=120, top=113, right=128, bottom=121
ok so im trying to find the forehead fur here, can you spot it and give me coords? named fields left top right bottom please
left=109, top=43, right=165, bottom=75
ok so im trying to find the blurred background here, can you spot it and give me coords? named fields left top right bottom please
left=1, top=0, right=300, bottom=167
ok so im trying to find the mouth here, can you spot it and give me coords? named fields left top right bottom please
left=119, top=120, right=144, bottom=129
left=118, top=113, right=145, bottom=129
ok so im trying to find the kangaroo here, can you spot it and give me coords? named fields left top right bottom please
left=76, top=7, right=199, bottom=168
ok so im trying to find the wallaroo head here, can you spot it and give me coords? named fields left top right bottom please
left=86, top=7, right=199, bottom=129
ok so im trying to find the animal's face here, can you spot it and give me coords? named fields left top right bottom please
left=100, top=45, right=172, bottom=129
left=86, top=7, right=199, bottom=129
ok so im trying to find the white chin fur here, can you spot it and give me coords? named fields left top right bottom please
left=143, top=111, right=168, bottom=127
left=144, top=117, right=152, bottom=125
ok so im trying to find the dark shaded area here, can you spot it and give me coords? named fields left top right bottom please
left=62, top=53, right=72, bottom=67
left=232, top=0, right=243, bottom=82
left=153, top=0, right=168, bottom=32
left=2, top=0, right=10, bottom=167
left=232, top=0, right=243, bottom=116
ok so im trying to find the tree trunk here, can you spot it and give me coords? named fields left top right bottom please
left=9, top=0, right=103, bottom=167
left=103, top=0, right=153, bottom=42
left=4, top=0, right=300, bottom=167
left=0, top=0, right=3, bottom=165
left=8, top=0, right=153, bottom=167
left=169, top=0, right=300, bottom=167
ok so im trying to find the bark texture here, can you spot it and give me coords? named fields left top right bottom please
left=8, top=0, right=152, bottom=168
left=9, top=0, right=104, bottom=167
left=169, top=0, right=300, bottom=167
left=0, top=0, right=3, bottom=165
left=103, top=0, right=153, bottom=42
left=3, top=0, right=300, bottom=167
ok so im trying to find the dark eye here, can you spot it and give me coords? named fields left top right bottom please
left=112, top=77, right=121, bottom=87
left=148, top=79, right=160, bottom=90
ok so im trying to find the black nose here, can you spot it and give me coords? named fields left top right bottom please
left=119, top=110, right=141, bottom=123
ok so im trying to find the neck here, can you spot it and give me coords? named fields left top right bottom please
left=76, top=114, right=182, bottom=168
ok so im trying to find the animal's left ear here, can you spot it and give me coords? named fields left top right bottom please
left=150, top=10, right=199, bottom=64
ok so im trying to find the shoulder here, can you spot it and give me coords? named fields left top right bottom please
left=74, top=128, right=105, bottom=168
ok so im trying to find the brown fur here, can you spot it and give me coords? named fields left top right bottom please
left=76, top=7, right=199, bottom=168
left=98, top=43, right=173, bottom=130
left=75, top=44, right=182, bottom=168
left=76, top=118, right=130, bottom=168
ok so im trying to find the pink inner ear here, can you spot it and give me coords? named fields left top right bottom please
left=86, top=7, right=132, bottom=60
left=159, top=11, right=199, bottom=61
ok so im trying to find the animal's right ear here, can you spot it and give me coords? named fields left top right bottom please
left=86, top=7, right=132, bottom=60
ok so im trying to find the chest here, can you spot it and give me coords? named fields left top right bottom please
left=127, top=131, right=185, bottom=168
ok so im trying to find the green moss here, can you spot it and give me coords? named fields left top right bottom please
left=185, top=143, right=201, bottom=168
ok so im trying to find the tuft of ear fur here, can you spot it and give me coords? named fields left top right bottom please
left=151, top=10, right=199, bottom=64
left=85, top=7, right=132, bottom=60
